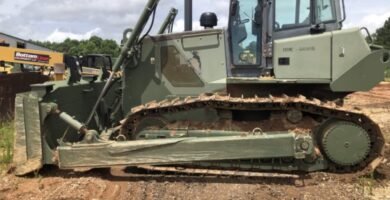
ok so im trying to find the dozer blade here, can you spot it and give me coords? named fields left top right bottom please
left=13, top=93, right=43, bottom=176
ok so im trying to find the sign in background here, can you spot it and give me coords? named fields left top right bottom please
left=14, top=52, right=50, bottom=64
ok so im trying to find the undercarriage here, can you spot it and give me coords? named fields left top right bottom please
left=33, top=94, right=384, bottom=177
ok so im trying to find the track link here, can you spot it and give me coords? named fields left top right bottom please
left=120, top=94, right=385, bottom=176
left=137, top=165, right=301, bottom=179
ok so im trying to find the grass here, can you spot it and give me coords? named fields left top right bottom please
left=0, top=121, right=14, bottom=173
left=386, top=68, right=390, bottom=82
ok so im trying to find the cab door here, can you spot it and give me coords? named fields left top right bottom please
left=272, top=0, right=340, bottom=80
left=228, top=0, right=264, bottom=77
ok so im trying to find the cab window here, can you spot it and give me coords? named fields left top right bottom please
left=315, top=0, right=336, bottom=23
left=229, top=0, right=262, bottom=66
left=275, top=0, right=311, bottom=30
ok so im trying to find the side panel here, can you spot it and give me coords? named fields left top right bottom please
left=123, top=30, right=227, bottom=112
left=273, top=33, right=332, bottom=79
left=330, top=28, right=388, bottom=92
left=330, top=49, right=388, bottom=92
left=331, top=28, right=371, bottom=81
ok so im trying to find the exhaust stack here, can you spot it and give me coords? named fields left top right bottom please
left=184, top=0, right=192, bottom=31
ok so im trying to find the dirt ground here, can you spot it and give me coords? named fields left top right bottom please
left=1, top=83, right=390, bottom=200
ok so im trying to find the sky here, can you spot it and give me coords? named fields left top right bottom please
left=0, top=0, right=389, bottom=43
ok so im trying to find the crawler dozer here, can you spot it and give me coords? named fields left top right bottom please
left=13, top=0, right=390, bottom=176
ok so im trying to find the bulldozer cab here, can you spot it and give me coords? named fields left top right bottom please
left=228, top=0, right=343, bottom=76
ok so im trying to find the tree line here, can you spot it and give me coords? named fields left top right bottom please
left=373, top=17, right=390, bottom=49
left=372, top=17, right=390, bottom=79
left=30, top=36, right=121, bottom=57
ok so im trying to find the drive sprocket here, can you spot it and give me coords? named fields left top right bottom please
left=320, top=120, right=371, bottom=166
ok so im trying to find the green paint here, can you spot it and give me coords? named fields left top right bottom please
left=331, top=49, right=388, bottom=91
left=274, top=32, right=332, bottom=79
left=321, top=121, right=371, bottom=166
left=11, top=0, right=388, bottom=176
left=57, top=132, right=312, bottom=169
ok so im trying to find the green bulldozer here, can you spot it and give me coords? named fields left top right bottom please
left=12, top=0, right=390, bottom=176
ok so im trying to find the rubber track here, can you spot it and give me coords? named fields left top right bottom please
left=120, top=94, right=385, bottom=177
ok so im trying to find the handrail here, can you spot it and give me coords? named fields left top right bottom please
left=339, top=0, right=347, bottom=24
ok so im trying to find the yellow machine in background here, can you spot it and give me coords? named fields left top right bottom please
left=0, top=62, right=13, bottom=74
left=0, top=46, right=65, bottom=79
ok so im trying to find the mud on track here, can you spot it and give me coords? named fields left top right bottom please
left=1, top=83, right=390, bottom=200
